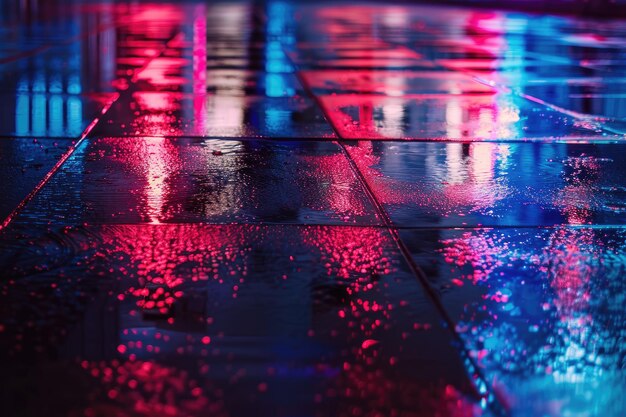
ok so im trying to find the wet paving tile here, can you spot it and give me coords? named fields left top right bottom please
left=437, top=58, right=545, bottom=72
left=0, top=52, right=23, bottom=63
left=582, top=61, right=626, bottom=71
left=0, top=223, right=491, bottom=417
left=207, top=54, right=294, bottom=72
left=133, top=56, right=196, bottom=91
left=0, top=30, right=82, bottom=61
left=299, top=70, right=495, bottom=95
left=2, top=1, right=626, bottom=416
left=470, top=66, right=615, bottom=88
left=206, top=71, right=305, bottom=97
left=292, top=5, right=453, bottom=43
left=344, top=141, right=626, bottom=227
left=426, top=49, right=556, bottom=63
left=522, top=81, right=626, bottom=121
left=0, top=138, right=73, bottom=221
left=111, top=5, right=193, bottom=42
left=15, top=137, right=378, bottom=226
left=399, top=226, right=626, bottom=417
left=320, top=93, right=612, bottom=140
left=293, top=41, right=394, bottom=51
left=0, top=93, right=118, bottom=139
left=93, top=93, right=336, bottom=138
left=306, top=47, right=424, bottom=61
left=292, top=56, right=437, bottom=70
left=0, top=12, right=126, bottom=68
left=603, top=120, right=626, bottom=135
left=136, top=66, right=305, bottom=97
left=201, top=49, right=295, bottom=74
left=0, top=41, right=119, bottom=94
left=543, top=44, right=626, bottom=62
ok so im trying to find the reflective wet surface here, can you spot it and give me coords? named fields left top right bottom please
left=94, top=94, right=336, bottom=138
left=0, top=138, right=73, bottom=220
left=0, top=93, right=117, bottom=138
left=400, top=227, right=626, bottom=417
left=319, top=93, right=609, bottom=141
left=1, top=1, right=625, bottom=417
left=0, top=223, right=486, bottom=417
left=344, top=141, right=626, bottom=227
left=16, top=138, right=378, bottom=225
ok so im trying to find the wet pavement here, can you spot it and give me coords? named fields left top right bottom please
left=0, top=1, right=625, bottom=417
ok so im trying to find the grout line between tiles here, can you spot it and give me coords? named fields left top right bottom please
left=337, top=141, right=510, bottom=416
left=6, top=221, right=626, bottom=230
left=397, top=41, right=626, bottom=138
left=291, top=49, right=510, bottom=416
left=0, top=93, right=118, bottom=232
left=339, top=142, right=513, bottom=416
left=0, top=31, right=185, bottom=233
left=1, top=134, right=622, bottom=143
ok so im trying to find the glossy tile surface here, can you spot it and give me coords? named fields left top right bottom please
left=289, top=48, right=435, bottom=70
left=16, top=138, right=378, bottom=225
left=522, top=82, right=626, bottom=133
left=94, top=94, right=336, bottom=138
left=400, top=227, right=626, bottom=417
left=207, top=71, right=304, bottom=97
left=0, top=223, right=487, bottom=417
left=300, top=70, right=496, bottom=95
left=320, top=94, right=613, bottom=141
left=0, top=93, right=117, bottom=138
left=0, top=138, right=73, bottom=220
left=0, top=42, right=117, bottom=94
left=344, top=141, right=626, bottom=227
left=2, top=1, right=626, bottom=417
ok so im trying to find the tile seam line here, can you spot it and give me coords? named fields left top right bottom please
left=399, top=43, right=624, bottom=137
left=72, top=134, right=622, bottom=143
left=0, top=31, right=184, bottom=233
left=0, top=93, right=118, bottom=232
left=337, top=140, right=508, bottom=416
left=289, top=57, right=398, bottom=229
left=450, top=65, right=626, bottom=137
left=11, top=222, right=388, bottom=228
left=81, top=134, right=342, bottom=141
left=2, top=135, right=621, bottom=143
left=11, top=222, right=626, bottom=230
left=290, top=54, right=508, bottom=415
